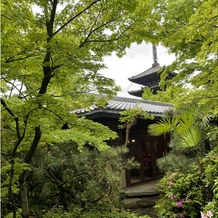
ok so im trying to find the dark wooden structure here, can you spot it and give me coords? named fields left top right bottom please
left=75, top=96, right=172, bottom=187
left=128, top=45, right=176, bottom=97
left=125, top=120, right=169, bottom=186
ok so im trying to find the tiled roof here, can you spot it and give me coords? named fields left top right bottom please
left=127, top=87, right=144, bottom=98
left=128, top=64, right=161, bottom=81
left=74, top=96, right=173, bottom=117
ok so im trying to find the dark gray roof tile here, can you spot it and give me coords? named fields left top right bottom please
left=74, top=96, right=173, bottom=117
left=128, top=64, right=161, bottom=81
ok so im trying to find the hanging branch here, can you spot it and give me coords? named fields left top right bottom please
left=52, top=0, right=101, bottom=36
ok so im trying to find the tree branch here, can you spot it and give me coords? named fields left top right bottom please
left=1, top=98, right=21, bottom=140
left=79, top=10, right=101, bottom=47
left=1, top=100, right=39, bottom=154
left=19, top=88, right=40, bottom=99
left=5, top=51, right=37, bottom=63
left=9, top=80, right=16, bottom=99
left=80, top=21, right=134, bottom=46
left=45, top=168, right=60, bottom=183
left=42, top=107, right=66, bottom=123
left=79, top=14, right=121, bottom=48
left=52, top=0, right=101, bottom=36
left=24, top=126, right=42, bottom=163
left=5, top=48, right=28, bottom=62
left=47, top=0, right=58, bottom=38
left=1, top=77, right=27, bottom=100
left=2, top=98, right=35, bottom=216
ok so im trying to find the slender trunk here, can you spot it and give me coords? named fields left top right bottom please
left=8, top=159, right=17, bottom=218
left=14, top=1, right=56, bottom=216
left=20, top=126, right=42, bottom=218
left=9, top=140, right=24, bottom=218
left=124, top=124, right=131, bottom=147
left=124, top=119, right=136, bottom=147
left=1, top=99, right=24, bottom=218
left=20, top=171, right=29, bottom=218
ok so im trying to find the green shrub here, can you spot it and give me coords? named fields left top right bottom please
left=155, top=167, right=204, bottom=218
left=155, top=146, right=218, bottom=218
left=27, top=142, right=138, bottom=217
left=157, top=152, right=195, bottom=174
left=43, top=206, right=150, bottom=218
left=201, top=147, right=218, bottom=217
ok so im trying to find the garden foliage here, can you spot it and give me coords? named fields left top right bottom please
left=1, top=0, right=154, bottom=216
left=149, top=101, right=218, bottom=217
left=2, top=142, right=140, bottom=217
left=43, top=206, right=150, bottom=218
left=142, top=0, right=218, bottom=111
left=155, top=148, right=218, bottom=218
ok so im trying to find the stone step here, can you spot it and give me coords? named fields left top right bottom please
left=123, top=195, right=159, bottom=217
left=123, top=196, right=159, bottom=209
left=131, top=208, right=158, bottom=218
left=137, top=196, right=158, bottom=208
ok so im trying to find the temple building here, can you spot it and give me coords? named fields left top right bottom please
left=75, top=96, right=172, bottom=187
left=74, top=45, right=175, bottom=188
left=128, top=45, right=176, bottom=98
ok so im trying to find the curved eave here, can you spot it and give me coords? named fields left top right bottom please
left=78, top=109, right=120, bottom=119
left=74, top=96, right=173, bottom=119
left=128, top=89, right=143, bottom=97
left=129, top=72, right=160, bottom=86
left=128, top=84, right=160, bottom=97
left=128, top=67, right=177, bottom=86
left=168, top=72, right=177, bottom=79
left=128, top=64, right=161, bottom=82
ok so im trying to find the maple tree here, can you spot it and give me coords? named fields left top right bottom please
left=1, top=0, right=153, bottom=217
left=141, top=0, right=218, bottom=112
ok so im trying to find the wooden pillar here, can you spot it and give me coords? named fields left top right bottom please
left=126, top=170, right=131, bottom=187
left=150, top=137, right=157, bottom=178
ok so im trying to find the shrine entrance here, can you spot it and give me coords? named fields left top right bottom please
left=126, top=134, right=169, bottom=187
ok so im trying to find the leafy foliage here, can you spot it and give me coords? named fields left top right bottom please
left=43, top=206, right=150, bottom=218
left=156, top=152, right=195, bottom=174
left=119, top=108, right=154, bottom=146
left=119, top=108, right=153, bottom=129
left=1, top=0, right=156, bottom=216
left=9, top=143, right=137, bottom=217
left=148, top=117, right=177, bottom=137
left=148, top=101, right=216, bottom=152
left=155, top=145, right=218, bottom=218
left=141, top=0, right=218, bottom=111
left=155, top=169, right=204, bottom=218
left=150, top=101, right=218, bottom=217
left=201, top=146, right=218, bottom=217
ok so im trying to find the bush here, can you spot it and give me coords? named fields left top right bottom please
left=43, top=206, right=150, bottom=218
left=27, top=142, right=138, bottom=217
left=155, top=167, right=203, bottom=218
left=201, top=146, right=218, bottom=217
left=155, top=146, right=218, bottom=218
left=157, top=152, right=195, bottom=174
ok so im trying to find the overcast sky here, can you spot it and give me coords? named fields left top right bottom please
left=100, top=42, right=175, bottom=98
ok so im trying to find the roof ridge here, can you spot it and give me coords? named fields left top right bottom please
left=128, top=64, right=161, bottom=80
left=112, top=96, right=173, bottom=106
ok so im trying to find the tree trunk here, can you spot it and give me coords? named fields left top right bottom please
left=20, top=171, right=29, bottom=218
left=20, top=126, right=42, bottom=218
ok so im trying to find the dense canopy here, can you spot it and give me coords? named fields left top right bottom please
left=1, top=0, right=218, bottom=217
left=142, top=0, right=218, bottom=112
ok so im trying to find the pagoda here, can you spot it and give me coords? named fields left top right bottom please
left=128, top=45, right=176, bottom=98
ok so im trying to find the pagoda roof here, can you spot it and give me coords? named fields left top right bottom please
left=128, top=85, right=160, bottom=97
left=128, top=64, right=177, bottom=87
left=128, top=63, right=161, bottom=84
left=74, top=96, right=173, bottom=119
left=128, top=88, right=144, bottom=97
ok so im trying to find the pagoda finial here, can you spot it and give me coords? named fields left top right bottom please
left=152, top=44, right=159, bottom=67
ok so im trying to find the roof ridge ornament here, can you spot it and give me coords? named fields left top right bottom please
left=152, top=44, right=159, bottom=67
